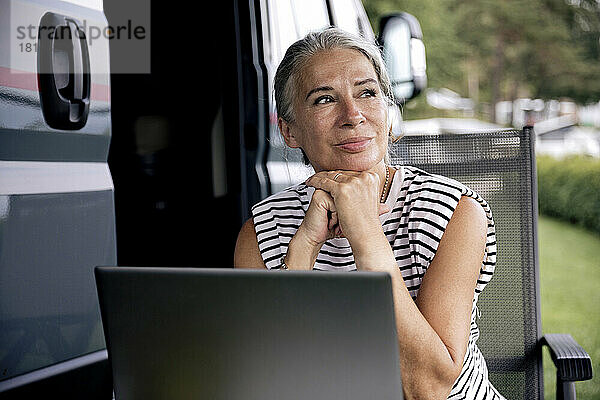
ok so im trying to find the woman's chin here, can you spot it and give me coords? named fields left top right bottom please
left=324, top=153, right=383, bottom=172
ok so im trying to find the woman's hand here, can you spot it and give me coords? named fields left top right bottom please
left=304, top=170, right=389, bottom=247
left=285, top=170, right=389, bottom=271
left=297, top=189, right=341, bottom=245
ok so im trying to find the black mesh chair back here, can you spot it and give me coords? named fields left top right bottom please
left=389, top=128, right=541, bottom=399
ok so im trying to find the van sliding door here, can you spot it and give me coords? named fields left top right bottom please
left=0, top=0, right=114, bottom=397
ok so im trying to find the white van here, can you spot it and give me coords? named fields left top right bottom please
left=0, top=1, right=425, bottom=397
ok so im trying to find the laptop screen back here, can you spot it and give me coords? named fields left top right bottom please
left=95, top=267, right=403, bottom=400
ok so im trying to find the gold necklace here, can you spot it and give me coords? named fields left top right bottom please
left=379, top=165, right=390, bottom=203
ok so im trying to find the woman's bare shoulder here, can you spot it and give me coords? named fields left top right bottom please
left=234, top=218, right=267, bottom=269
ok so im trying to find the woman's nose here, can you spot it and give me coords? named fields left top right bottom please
left=339, top=98, right=365, bottom=128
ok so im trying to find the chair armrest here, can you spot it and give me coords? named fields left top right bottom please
left=541, top=333, right=593, bottom=382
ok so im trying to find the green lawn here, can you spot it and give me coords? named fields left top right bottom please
left=539, top=215, right=600, bottom=400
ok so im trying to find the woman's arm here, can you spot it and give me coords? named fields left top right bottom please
left=233, top=189, right=337, bottom=270
left=233, top=218, right=267, bottom=269
left=352, top=196, right=487, bottom=400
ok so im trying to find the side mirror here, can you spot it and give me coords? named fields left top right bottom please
left=378, top=13, right=427, bottom=105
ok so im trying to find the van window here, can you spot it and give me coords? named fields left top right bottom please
left=292, top=0, right=329, bottom=37
left=267, top=0, right=329, bottom=67
left=264, top=0, right=331, bottom=193
left=328, top=0, right=374, bottom=40
left=262, top=0, right=377, bottom=194
left=268, top=0, right=297, bottom=66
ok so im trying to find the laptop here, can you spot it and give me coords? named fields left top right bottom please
left=95, top=266, right=404, bottom=400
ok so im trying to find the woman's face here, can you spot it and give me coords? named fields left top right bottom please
left=279, top=48, right=389, bottom=172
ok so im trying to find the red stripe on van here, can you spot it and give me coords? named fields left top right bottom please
left=91, top=83, right=110, bottom=102
left=0, top=66, right=110, bottom=102
left=0, top=66, right=39, bottom=92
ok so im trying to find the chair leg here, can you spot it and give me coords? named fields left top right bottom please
left=556, top=375, right=576, bottom=400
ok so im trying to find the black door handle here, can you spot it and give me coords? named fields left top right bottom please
left=38, top=13, right=91, bottom=130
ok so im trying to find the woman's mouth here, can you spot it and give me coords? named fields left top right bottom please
left=334, top=137, right=373, bottom=152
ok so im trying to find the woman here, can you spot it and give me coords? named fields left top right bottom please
left=234, top=28, right=504, bottom=400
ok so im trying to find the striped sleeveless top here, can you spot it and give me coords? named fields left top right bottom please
left=251, top=165, right=505, bottom=400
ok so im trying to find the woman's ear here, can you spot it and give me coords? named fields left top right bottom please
left=278, top=117, right=301, bottom=148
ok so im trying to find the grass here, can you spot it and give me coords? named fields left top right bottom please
left=538, top=215, right=600, bottom=400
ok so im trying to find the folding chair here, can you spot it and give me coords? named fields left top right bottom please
left=389, top=127, right=592, bottom=399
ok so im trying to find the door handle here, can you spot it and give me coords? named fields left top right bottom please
left=68, top=20, right=84, bottom=101
left=38, top=13, right=91, bottom=130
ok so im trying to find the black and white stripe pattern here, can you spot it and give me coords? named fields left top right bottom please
left=251, top=165, right=504, bottom=399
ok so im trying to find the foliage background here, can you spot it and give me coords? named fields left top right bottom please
left=537, top=155, right=600, bottom=233
left=363, top=0, right=600, bottom=121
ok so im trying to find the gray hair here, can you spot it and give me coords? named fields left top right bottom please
left=274, top=27, right=394, bottom=124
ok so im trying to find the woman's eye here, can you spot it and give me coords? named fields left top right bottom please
left=314, top=95, right=334, bottom=105
left=360, top=89, right=377, bottom=98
